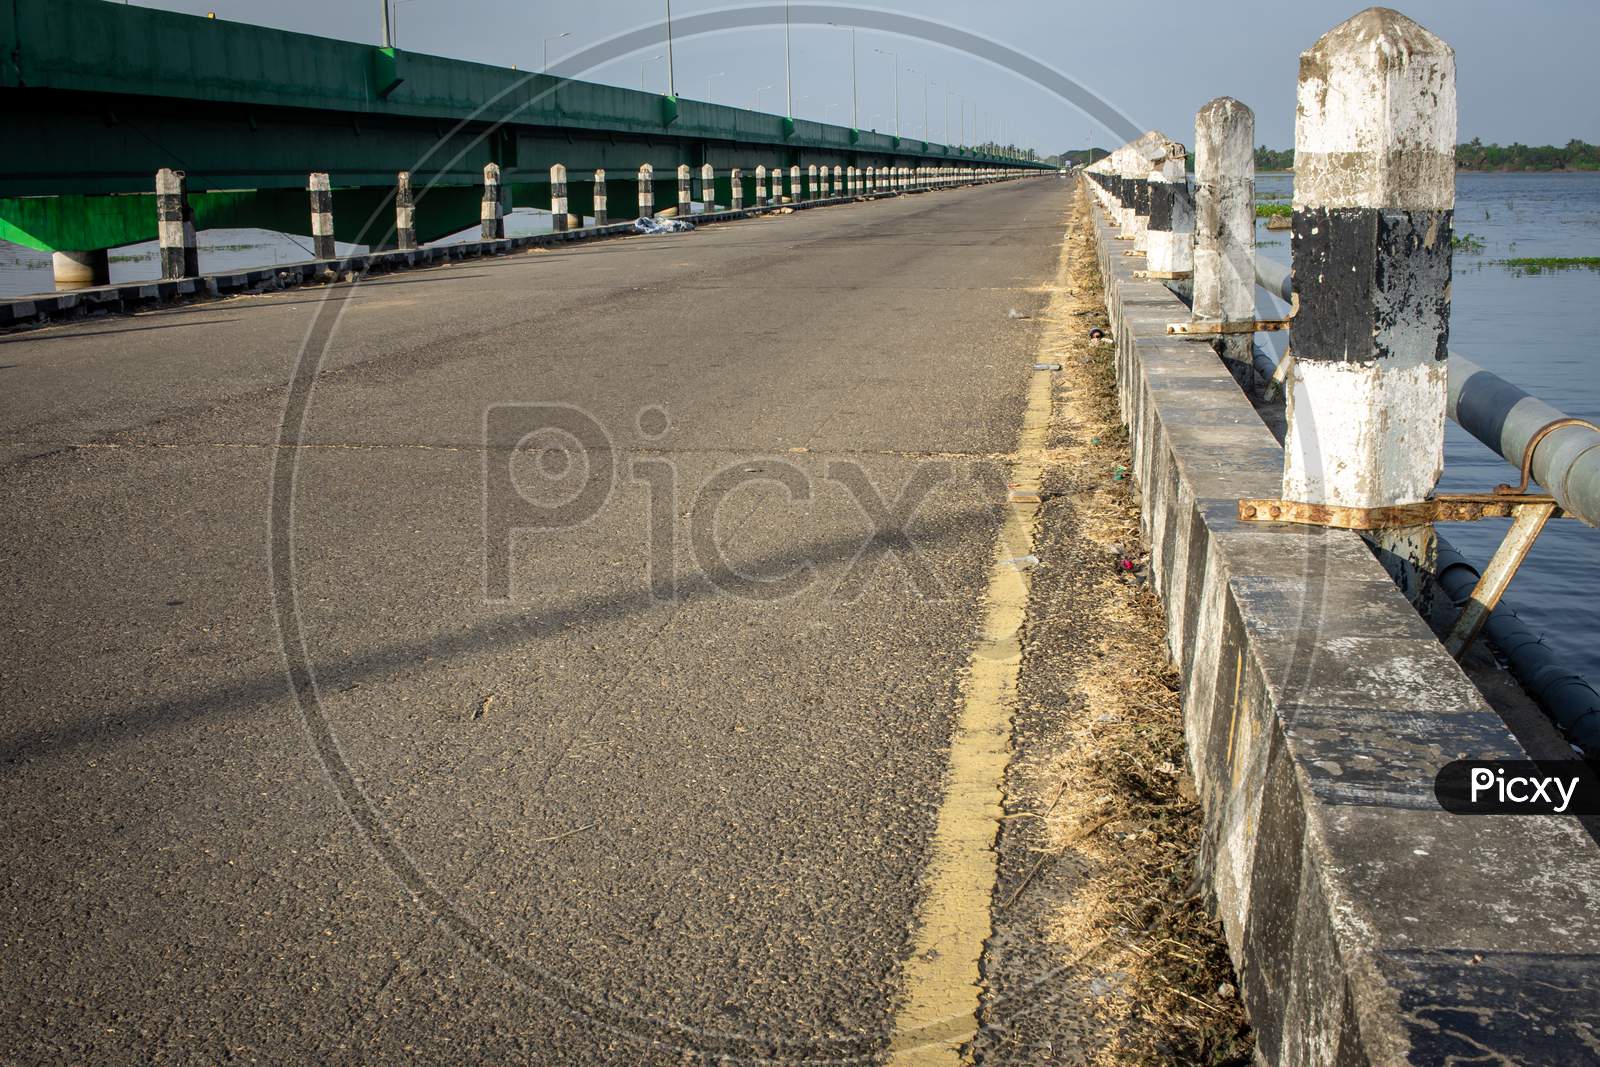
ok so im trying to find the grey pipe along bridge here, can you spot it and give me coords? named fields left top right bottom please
left=0, top=0, right=1046, bottom=288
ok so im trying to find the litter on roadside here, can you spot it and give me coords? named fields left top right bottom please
left=633, top=216, right=696, bottom=235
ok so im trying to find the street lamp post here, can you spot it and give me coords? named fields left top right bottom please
left=380, top=0, right=393, bottom=47
left=874, top=48, right=899, bottom=138
left=907, top=67, right=928, bottom=141
left=543, top=32, right=570, bottom=74
left=827, top=24, right=858, bottom=129
left=784, top=0, right=793, bottom=117
left=664, top=0, right=676, bottom=96
left=640, top=54, right=664, bottom=91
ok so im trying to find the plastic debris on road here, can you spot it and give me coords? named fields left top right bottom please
left=633, top=216, right=696, bottom=235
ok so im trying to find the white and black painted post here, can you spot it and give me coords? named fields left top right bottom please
left=394, top=171, right=417, bottom=251
left=833, top=165, right=842, bottom=197
left=480, top=163, right=505, bottom=240
left=788, top=165, right=800, bottom=203
left=551, top=164, right=569, bottom=232
left=865, top=166, right=875, bottom=193
left=1114, top=149, right=1138, bottom=238
left=701, top=163, right=716, bottom=210
left=1194, top=97, right=1256, bottom=388
left=808, top=164, right=818, bottom=200
left=593, top=168, right=608, bottom=226
left=1132, top=147, right=1159, bottom=254
left=309, top=172, right=336, bottom=259
left=638, top=164, right=655, bottom=218
left=1146, top=141, right=1193, bottom=280
left=731, top=168, right=744, bottom=211
left=1284, top=8, right=1456, bottom=605
left=156, top=168, right=198, bottom=279
left=677, top=164, right=692, bottom=217
left=755, top=165, right=768, bottom=207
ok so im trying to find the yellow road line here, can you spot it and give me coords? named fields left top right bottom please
left=887, top=303, right=1059, bottom=1064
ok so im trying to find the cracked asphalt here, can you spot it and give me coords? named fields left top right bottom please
left=0, top=178, right=1073, bottom=1063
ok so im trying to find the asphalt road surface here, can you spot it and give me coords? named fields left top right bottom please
left=1, top=178, right=1072, bottom=1063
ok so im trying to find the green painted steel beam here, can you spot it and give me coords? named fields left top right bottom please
left=0, top=0, right=1045, bottom=250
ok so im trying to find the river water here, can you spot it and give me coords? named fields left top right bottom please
left=2, top=175, right=1597, bottom=678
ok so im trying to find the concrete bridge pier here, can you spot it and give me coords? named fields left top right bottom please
left=1282, top=7, right=1456, bottom=606
left=50, top=249, right=110, bottom=290
left=1193, top=97, right=1256, bottom=390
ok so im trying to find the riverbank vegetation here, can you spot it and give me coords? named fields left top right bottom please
left=1253, top=140, right=1600, bottom=173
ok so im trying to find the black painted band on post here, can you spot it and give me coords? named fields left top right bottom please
left=1291, top=207, right=1453, bottom=365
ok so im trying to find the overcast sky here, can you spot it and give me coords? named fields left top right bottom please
left=126, top=0, right=1598, bottom=154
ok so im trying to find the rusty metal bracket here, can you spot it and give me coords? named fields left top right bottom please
left=1444, top=500, right=1559, bottom=659
left=1167, top=319, right=1290, bottom=336
left=1133, top=269, right=1192, bottom=280
left=1237, top=490, right=1575, bottom=660
left=1237, top=493, right=1565, bottom=530
left=1495, top=416, right=1600, bottom=496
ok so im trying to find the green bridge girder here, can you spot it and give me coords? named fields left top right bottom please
left=0, top=0, right=1046, bottom=253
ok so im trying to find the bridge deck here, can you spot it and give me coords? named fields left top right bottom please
left=0, top=180, right=1154, bottom=1062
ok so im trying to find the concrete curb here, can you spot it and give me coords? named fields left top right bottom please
left=0, top=176, right=1030, bottom=332
left=1089, top=192, right=1600, bottom=1064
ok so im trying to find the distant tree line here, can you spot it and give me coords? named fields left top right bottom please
left=1253, top=140, right=1600, bottom=173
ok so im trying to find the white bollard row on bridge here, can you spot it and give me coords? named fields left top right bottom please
left=1084, top=7, right=1455, bottom=606
left=104, top=153, right=1031, bottom=292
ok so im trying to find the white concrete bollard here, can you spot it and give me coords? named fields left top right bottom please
left=833, top=164, right=842, bottom=196
left=755, top=165, right=768, bottom=207
left=480, top=163, right=506, bottom=241
left=808, top=164, right=818, bottom=200
left=310, top=171, right=337, bottom=257
left=638, top=163, right=654, bottom=218
left=394, top=170, right=417, bottom=250
left=1145, top=141, right=1193, bottom=279
left=701, top=163, right=716, bottom=210
left=677, top=164, right=692, bottom=217
left=593, top=168, right=608, bottom=226
left=550, top=164, right=569, bottom=232
left=731, top=168, right=743, bottom=211
left=156, top=168, right=198, bottom=279
left=1282, top=7, right=1456, bottom=604
left=788, top=165, right=800, bottom=203
left=1194, top=97, right=1256, bottom=388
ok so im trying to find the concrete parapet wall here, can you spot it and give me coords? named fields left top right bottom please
left=1087, top=186, right=1600, bottom=1064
